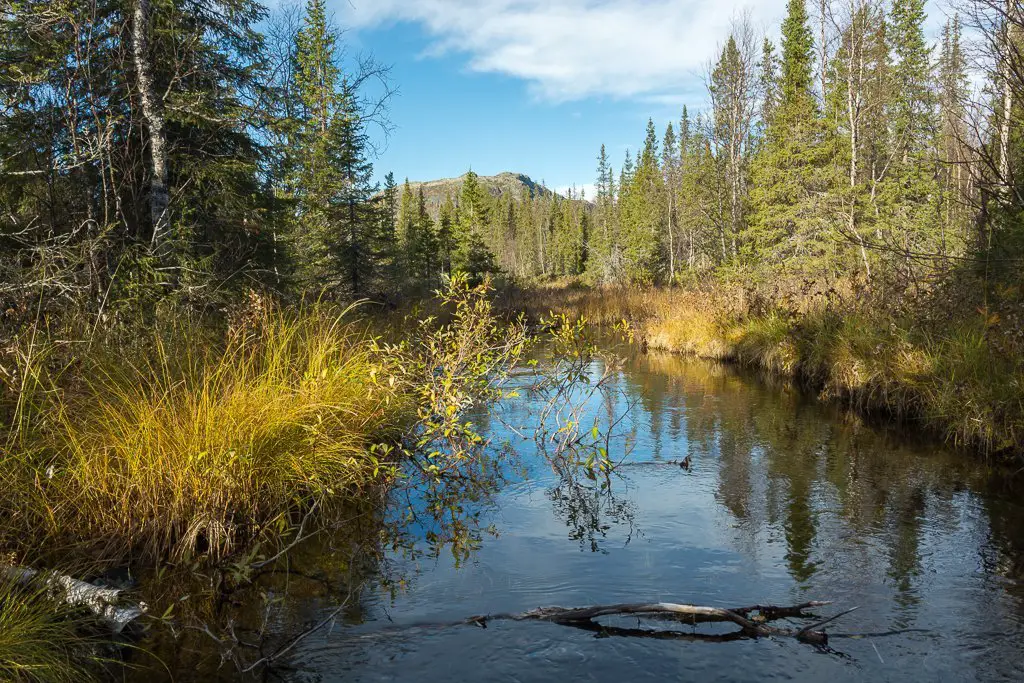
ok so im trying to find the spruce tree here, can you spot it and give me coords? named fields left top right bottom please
left=290, top=0, right=386, bottom=294
left=395, top=178, right=421, bottom=288
left=675, top=107, right=693, bottom=273
left=890, top=0, right=934, bottom=160
left=291, top=0, right=341, bottom=285
left=620, top=149, right=635, bottom=190
left=381, top=172, right=399, bottom=238
left=680, top=116, right=718, bottom=273
left=374, top=172, right=401, bottom=290
left=496, top=195, right=519, bottom=276
left=662, top=123, right=680, bottom=281
left=453, top=170, right=498, bottom=283
left=938, top=15, right=971, bottom=250
left=589, top=144, right=617, bottom=283
left=709, top=34, right=757, bottom=263
left=619, top=119, right=666, bottom=283
left=759, top=39, right=780, bottom=139
left=437, top=193, right=456, bottom=276
left=1, top=0, right=284, bottom=306
left=405, top=185, right=438, bottom=288
left=882, top=0, right=942, bottom=272
left=822, top=0, right=888, bottom=283
left=332, top=79, right=380, bottom=295
left=748, top=0, right=830, bottom=273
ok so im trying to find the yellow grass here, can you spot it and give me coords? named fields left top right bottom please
left=19, top=303, right=411, bottom=563
left=0, top=578, right=100, bottom=683
left=519, top=284, right=1024, bottom=458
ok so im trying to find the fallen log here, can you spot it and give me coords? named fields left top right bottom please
left=2, top=566, right=147, bottom=633
left=464, top=600, right=845, bottom=645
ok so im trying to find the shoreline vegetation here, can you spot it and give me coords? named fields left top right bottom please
left=3, top=277, right=528, bottom=564
left=514, top=283, right=1024, bottom=462
left=0, top=277, right=530, bottom=680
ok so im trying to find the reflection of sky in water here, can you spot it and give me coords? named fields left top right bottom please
left=173, top=352, right=1024, bottom=681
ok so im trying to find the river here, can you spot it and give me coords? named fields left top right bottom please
left=142, top=349, right=1024, bottom=681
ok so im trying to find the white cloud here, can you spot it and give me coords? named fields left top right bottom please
left=339, top=0, right=789, bottom=102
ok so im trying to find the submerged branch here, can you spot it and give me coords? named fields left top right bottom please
left=459, top=600, right=847, bottom=645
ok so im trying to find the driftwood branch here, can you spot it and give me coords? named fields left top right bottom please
left=2, top=566, right=147, bottom=633
left=462, top=600, right=846, bottom=645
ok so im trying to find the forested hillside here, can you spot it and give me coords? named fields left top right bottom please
left=389, top=170, right=591, bottom=286
left=401, top=172, right=556, bottom=215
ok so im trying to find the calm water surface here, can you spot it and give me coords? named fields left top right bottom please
left=159, top=351, right=1024, bottom=681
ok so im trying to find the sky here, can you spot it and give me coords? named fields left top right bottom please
left=326, top=0, right=952, bottom=196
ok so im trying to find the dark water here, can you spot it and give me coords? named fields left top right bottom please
left=151, top=351, right=1024, bottom=681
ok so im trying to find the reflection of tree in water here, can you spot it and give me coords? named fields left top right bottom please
left=635, top=355, right=765, bottom=520
left=886, top=487, right=927, bottom=604
left=760, top=416, right=828, bottom=583
left=548, top=477, right=639, bottom=554
left=623, top=351, right=1021, bottom=599
left=978, top=478, right=1024, bottom=596
left=628, top=355, right=825, bottom=580
left=386, top=443, right=512, bottom=567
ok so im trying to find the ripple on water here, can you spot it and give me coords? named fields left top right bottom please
left=274, top=354, right=1024, bottom=683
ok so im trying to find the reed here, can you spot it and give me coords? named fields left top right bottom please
left=15, top=301, right=412, bottom=563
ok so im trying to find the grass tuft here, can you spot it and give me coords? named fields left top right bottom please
left=0, top=578, right=100, bottom=683
left=32, top=302, right=411, bottom=562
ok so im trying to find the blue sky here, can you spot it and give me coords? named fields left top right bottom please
left=326, top=0, right=951, bottom=196
left=348, top=19, right=654, bottom=198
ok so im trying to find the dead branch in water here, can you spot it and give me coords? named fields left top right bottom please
left=461, top=600, right=846, bottom=645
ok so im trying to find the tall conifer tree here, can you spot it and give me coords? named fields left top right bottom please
left=748, top=0, right=829, bottom=271
left=882, top=0, right=942, bottom=272
left=620, top=120, right=666, bottom=283
left=453, top=171, right=497, bottom=283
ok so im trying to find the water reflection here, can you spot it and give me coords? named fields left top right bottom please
left=624, top=352, right=1022, bottom=593
left=547, top=478, right=639, bottom=554
left=138, top=349, right=1024, bottom=682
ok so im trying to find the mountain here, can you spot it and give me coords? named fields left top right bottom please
left=400, top=171, right=559, bottom=215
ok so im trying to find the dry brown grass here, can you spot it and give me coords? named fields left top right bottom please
left=516, top=284, right=1024, bottom=459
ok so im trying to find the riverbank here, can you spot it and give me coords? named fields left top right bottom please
left=512, top=284, right=1024, bottom=461
left=0, top=277, right=527, bottom=680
